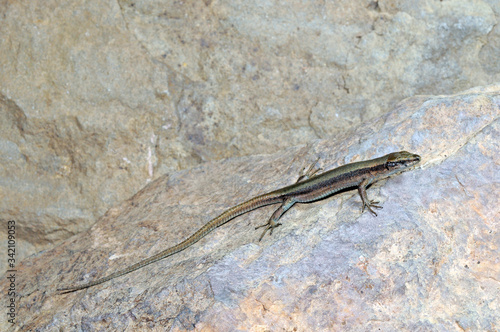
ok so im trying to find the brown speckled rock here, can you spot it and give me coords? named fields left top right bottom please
left=1, top=0, right=499, bottom=272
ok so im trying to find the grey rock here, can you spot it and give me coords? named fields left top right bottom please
left=1, top=85, right=498, bottom=330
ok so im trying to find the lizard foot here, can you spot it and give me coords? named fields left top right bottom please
left=362, top=200, right=383, bottom=216
left=255, top=219, right=282, bottom=241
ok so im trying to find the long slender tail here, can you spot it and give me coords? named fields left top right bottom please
left=57, top=194, right=281, bottom=293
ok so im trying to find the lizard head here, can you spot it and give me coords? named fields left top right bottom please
left=384, top=151, right=421, bottom=173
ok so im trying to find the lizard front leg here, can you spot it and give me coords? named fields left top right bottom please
left=358, top=178, right=383, bottom=216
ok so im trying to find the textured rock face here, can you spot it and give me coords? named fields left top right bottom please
left=0, top=0, right=499, bottom=269
left=1, top=86, right=498, bottom=330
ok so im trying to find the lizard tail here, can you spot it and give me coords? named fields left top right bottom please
left=57, top=193, right=281, bottom=293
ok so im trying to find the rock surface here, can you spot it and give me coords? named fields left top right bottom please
left=0, top=0, right=499, bottom=269
left=1, top=85, right=498, bottom=330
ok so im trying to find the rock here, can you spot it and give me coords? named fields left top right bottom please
left=0, top=0, right=499, bottom=271
left=1, top=85, right=498, bottom=330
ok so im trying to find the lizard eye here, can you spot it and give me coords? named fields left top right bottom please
left=386, top=161, right=406, bottom=170
left=386, top=162, right=398, bottom=169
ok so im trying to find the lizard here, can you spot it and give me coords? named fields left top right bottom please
left=57, top=150, right=421, bottom=293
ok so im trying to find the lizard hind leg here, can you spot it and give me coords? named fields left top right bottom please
left=256, top=218, right=282, bottom=241
left=255, top=197, right=296, bottom=241
left=255, top=159, right=319, bottom=241
left=296, top=157, right=322, bottom=183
